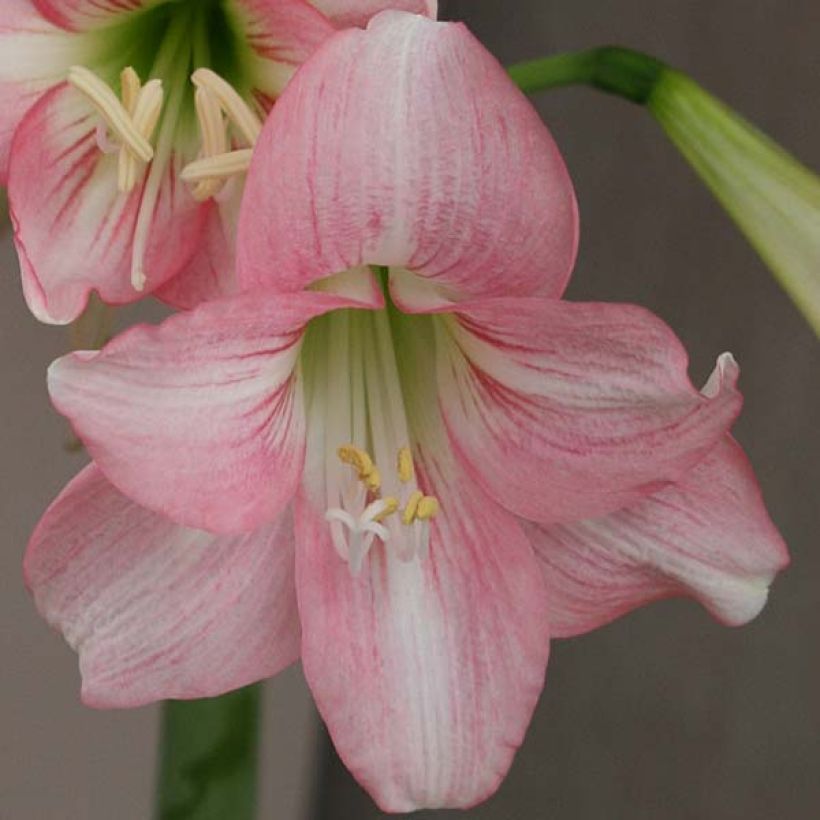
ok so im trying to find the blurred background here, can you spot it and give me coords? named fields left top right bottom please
left=2, top=1, right=818, bottom=818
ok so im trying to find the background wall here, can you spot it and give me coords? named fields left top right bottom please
left=1, top=2, right=818, bottom=819
left=315, top=1, right=820, bottom=818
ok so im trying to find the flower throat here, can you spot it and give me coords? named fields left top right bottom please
left=301, top=272, right=442, bottom=576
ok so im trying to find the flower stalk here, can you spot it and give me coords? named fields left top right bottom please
left=509, top=46, right=820, bottom=335
left=155, top=685, right=262, bottom=820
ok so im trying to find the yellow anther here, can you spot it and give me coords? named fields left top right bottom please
left=397, top=447, right=414, bottom=483
left=372, top=497, right=399, bottom=522
left=402, top=490, right=424, bottom=525
left=416, top=496, right=440, bottom=521
left=337, top=444, right=374, bottom=478
left=364, top=466, right=382, bottom=493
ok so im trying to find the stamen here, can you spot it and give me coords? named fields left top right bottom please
left=119, top=80, right=163, bottom=193
left=180, top=149, right=253, bottom=184
left=402, top=490, right=424, bottom=525
left=68, top=66, right=155, bottom=164
left=183, top=69, right=262, bottom=201
left=120, top=66, right=141, bottom=114
left=363, top=467, right=381, bottom=493
left=190, top=86, right=228, bottom=201
left=338, top=445, right=375, bottom=481
left=191, top=68, right=263, bottom=146
left=372, top=496, right=399, bottom=522
left=416, top=496, right=440, bottom=521
left=397, top=446, right=414, bottom=483
left=68, top=66, right=164, bottom=195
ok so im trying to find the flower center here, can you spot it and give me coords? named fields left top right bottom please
left=302, top=276, right=443, bottom=577
left=64, top=0, right=264, bottom=289
left=325, top=444, right=440, bottom=575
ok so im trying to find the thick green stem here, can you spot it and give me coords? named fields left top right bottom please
left=508, top=46, right=666, bottom=104
left=154, top=685, right=262, bottom=820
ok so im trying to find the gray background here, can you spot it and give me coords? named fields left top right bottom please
left=1, top=1, right=818, bottom=818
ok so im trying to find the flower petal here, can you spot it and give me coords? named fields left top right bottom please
left=309, top=0, right=437, bottom=28
left=238, top=11, right=577, bottom=300
left=0, top=3, right=84, bottom=181
left=296, top=460, right=549, bottom=811
left=526, top=437, right=789, bottom=636
left=232, top=0, right=336, bottom=96
left=25, top=465, right=300, bottom=707
left=31, top=0, right=150, bottom=31
left=9, top=83, right=207, bottom=324
left=47, top=290, right=370, bottom=533
left=437, top=297, right=743, bottom=524
left=154, top=187, right=242, bottom=310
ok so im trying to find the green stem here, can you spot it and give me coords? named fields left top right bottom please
left=154, top=684, right=262, bottom=820
left=508, top=46, right=666, bottom=104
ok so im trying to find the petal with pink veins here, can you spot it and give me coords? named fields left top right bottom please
left=155, top=187, right=242, bottom=310
left=0, top=2, right=86, bottom=182
left=31, top=0, right=151, bottom=32
left=296, top=455, right=549, bottom=812
left=9, top=83, right=206, bottom=324
left=232, top=0, right=336, bottom=96
left=238, top=11, right=577, bottom=300
left=525, top=437, right=789, bottom=636
left=309, top=0, right=438, bottom=28
left=436, top=297, right=743, bottom=525
left=48, top=290, right=377, bottom=534
left=25, top=465, right=300, bottom=708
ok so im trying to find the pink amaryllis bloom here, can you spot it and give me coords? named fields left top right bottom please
left=0, top=0, right=435, bottom=323
left=32, top=12, right=788, bottom=812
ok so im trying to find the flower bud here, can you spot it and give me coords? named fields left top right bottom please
left=650, top=70, right=820, bottom=334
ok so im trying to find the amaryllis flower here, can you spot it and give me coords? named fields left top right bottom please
left=0, top=0, right=435, bottom=323
left=32, top=12, right=787, bottom=812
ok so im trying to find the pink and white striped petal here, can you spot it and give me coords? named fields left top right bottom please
left=238, top=11, right=577, bottom=300
left=296, top=457, right=549, bottom=812
left=0, top=2, right=85, bottom=181
left=309, top=0, right=437, bottom=28
left=47, top=291, right=368, bottom=534
left=9, top=83, right=206, bottom=324
left=30, top=0, right=151, bottom=32
left=437, top=297, right=743, bottom=525
left=25, top=465, right=300, bottom=708
left=155, top=187, right=242, bottom=310
left=526, top=437, right=789, bottom=636
left=232, top=0, right=336, bottom=96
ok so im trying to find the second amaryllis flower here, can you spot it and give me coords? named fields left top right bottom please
left=0, top=0, right=435, bottom=323
left=32, top=11, right=787, bottom=813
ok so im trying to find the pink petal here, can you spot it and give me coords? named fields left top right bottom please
left=437, top=297, right=743, bottom=524
left=31, top=0, right=149, bottom=31
left=155, top=189, right=242, bottom=310
left=238, top=11, right=577, bottom=300
left=310, top=0, right=438, bottom=28
left=25, top=465, right=300, bottom=707
left=526, top=437, right=789, bottom=636
left=0, top=2, right=82, bottom=182
left=296, top=461, right=549, bottom=811
left=232, top=0, right=335, bottom=90
left=47, top=290, right=368, bottom=533
left=9, top=83, right=206, bottom=324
